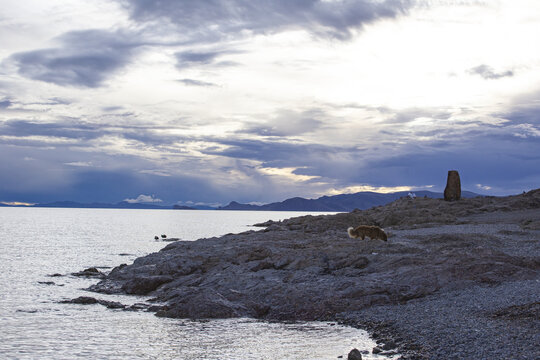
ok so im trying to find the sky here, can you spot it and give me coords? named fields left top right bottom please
left=1, top=0, right=540, bottom=206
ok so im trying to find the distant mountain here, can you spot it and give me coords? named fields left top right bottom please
left=172, top=204, right=196, bottom=210
left=30, top=201, right=173, bottom=210
left=218, top=190, right=482, bottom=212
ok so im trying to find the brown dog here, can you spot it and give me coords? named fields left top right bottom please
left=347, top=225, right=387, bottom=241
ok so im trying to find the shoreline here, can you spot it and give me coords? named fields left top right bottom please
left=85, top=190, right=540, bottom=359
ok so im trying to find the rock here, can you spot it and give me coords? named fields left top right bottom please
left=156, top=289, right=244, bottom=319
left=61, top=296, right=126, bottom=309
left=444, top=170, right=461, bottom=201
left=252, top=220, right=276, bottom=227
left=372, top=346, right=382, bottom=354
left=100, top=300, right=125, bottom=309
left=38, top=281, right=55, bottom=285
left=87, top=190, right=540, bottom=326
left=347, top=348, right=362, bottom=360
left=71, top=267, right=106, bottom=279
left=382, top=340, right=397, bottom=350
left=121, top=275, right=174, bottom=295
left=64, top=296, right=99, bottom=304
left=161, top=234, right=167, bottom=239
left=161, top=237, right=180, bottom=242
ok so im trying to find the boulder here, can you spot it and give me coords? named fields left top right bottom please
left=347, top=348, right=363, bottom=360
left=444, top=170, right=461, bottom=201
left=71, top=267, right=106, bottom=279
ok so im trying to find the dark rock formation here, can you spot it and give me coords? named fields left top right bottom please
left=88, top=190, right=540, bottom=322
left=444, top=170, right=461, bottom=201
left=61, top=296, right=125, bottom=309
left=121, top=275, right=174, bottom=295
left=347, top=348, right=362, bottom=360
left=71, top=267, right=105, bottom=279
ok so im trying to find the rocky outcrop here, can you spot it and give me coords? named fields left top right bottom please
left=347, top=348, right=363, bottom=360
left=71, top=267, right=106, bottom=279
left=88, top=189, right=540, bottom=322
left=444, top=170, right=461, bottom=201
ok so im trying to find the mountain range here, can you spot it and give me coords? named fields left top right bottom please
left=217, top=190, right=481, bottom=212
left=1, top=190, right=482, bottom=212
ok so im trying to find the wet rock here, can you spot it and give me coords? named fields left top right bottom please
left=156, top=289, right=244, bottom=319
left=71, top=267, right=106, bottom=279
left=38, top=281, right=55, bottom=285
left=121, top=275, right=174, bottom=295
left=372, top=346, right=382, bottom=354
left=61, top=296, right=126, bottom=309
left=47, top=273, right=63, bottom=277
left=444, top=170, right=461, bottom=201
left=347, top=348, right=362, bottom=360
left=64, top=296, right=99, bottom=304
left=100, top=300, right=125, bottom=309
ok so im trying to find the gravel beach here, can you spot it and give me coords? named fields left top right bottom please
left=86, top=190, right=540, bottom=359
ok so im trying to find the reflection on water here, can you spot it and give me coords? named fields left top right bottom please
left=0, top=208, right=387, bottom=359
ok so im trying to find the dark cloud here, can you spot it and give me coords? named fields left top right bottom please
left=102, top=105, right=125, bottom=112
left=0, top=119, right=103, bottom=141
left=175, top=50, right=241, bottom=69
left=10, top=30, right=142, bottom=87
left=0, top=98, right=12, bottom=108
left=0, top=142, right=239, bottom=204
left=177, top=79, right=218, bottom=87
left=118, top=0, right=412, bottom=40
left=176, top=51, right=221, bottom=65
left=468, top=64, right=514, bottom=80
left=0, top=117, right=192, bottom=146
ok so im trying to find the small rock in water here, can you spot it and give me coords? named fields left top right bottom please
left=71, top=267, right=105, bottom=279
left=372, top=346, right=382, bottom=354
left=61, top=296, right=126, bottom=309
left=161, top=234, right=167, bottom=239
left=154, top=236, right=159, bottom=240
left=47, top=273, right=63, bottom=277
left=63, top=296, right=99, bottom=304
left=38, top=281, right=55, bottom=285
left=347, top=348, right=362, bottom=360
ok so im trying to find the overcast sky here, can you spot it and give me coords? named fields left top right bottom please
left=1, top=0, right=540, bottom=206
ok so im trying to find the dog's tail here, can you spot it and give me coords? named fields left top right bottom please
left=380, top=228, right=388, bottom=241
left=347, top=227, right=355, bottom=238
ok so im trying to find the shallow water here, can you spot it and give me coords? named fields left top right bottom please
left=0, top=207, right=386, bottom=359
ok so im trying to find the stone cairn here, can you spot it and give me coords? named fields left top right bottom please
left=444, top=170, right=461, bottom=201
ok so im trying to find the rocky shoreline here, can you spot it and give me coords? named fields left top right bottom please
left=84, top=190, right=539, bottom=359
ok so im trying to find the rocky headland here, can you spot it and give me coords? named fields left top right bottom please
left=88, top=190, right=540, bottom=359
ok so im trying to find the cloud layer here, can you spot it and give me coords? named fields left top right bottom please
left=1, top=0, right=540, bottom=205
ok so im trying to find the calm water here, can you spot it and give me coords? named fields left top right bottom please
left=0, top=208, right=385, bottom=359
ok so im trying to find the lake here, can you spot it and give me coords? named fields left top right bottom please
left=0, top=207, right=384, bottom=359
